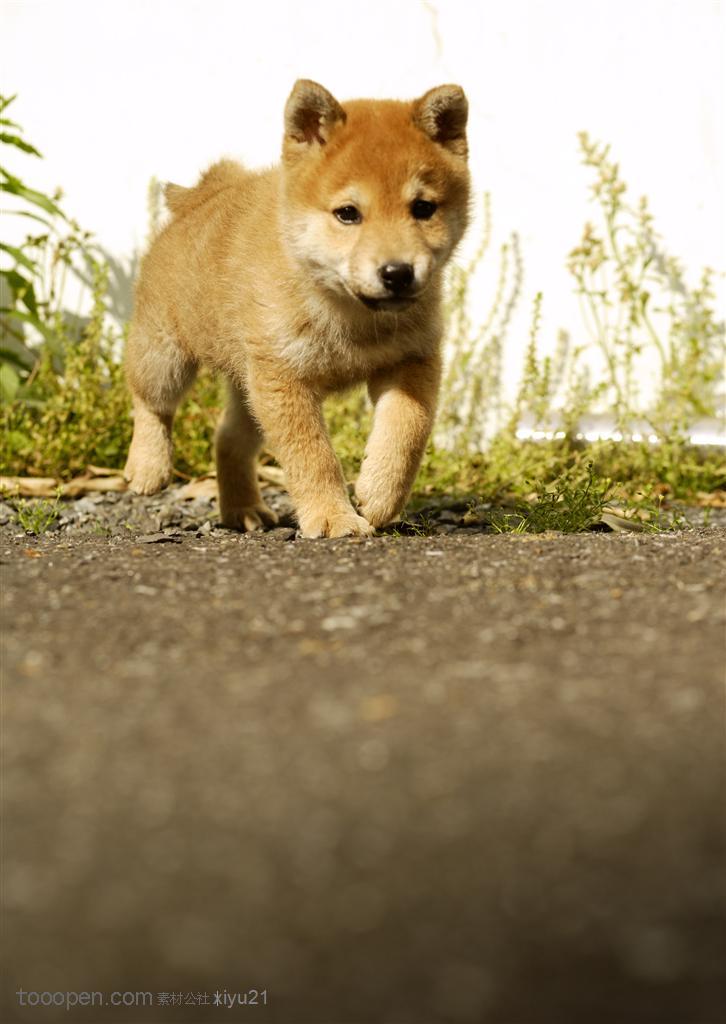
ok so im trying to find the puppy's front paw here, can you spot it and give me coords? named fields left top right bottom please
left=299, top=508, right=375, bottom=539
left=356, top=493, right=403, bottom=529
left=124, top=457, right=173, bottom=495
left=355, top=471, right=406, bottom=529
left=221, top=502, right=279, bottom=532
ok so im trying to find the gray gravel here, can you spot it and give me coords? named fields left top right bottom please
left=1, top=504, right=725, bottom=1023
left=1, top=481, right=720, bottom=542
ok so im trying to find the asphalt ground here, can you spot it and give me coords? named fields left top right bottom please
left=2, top=521, right=725, bottom=1023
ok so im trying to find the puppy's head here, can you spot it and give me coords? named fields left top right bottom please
left=281, top=80, right=471, bottom=313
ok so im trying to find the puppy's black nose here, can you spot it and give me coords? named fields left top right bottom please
left=379, top=262, right=414, bottom=295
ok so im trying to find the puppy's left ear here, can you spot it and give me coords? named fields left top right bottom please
left=413, top=85, right=468, bottom=158
left=284, top=79, right=346, bottom=147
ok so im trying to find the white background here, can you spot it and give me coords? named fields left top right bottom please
left=2, top=0, right=724, bottom=388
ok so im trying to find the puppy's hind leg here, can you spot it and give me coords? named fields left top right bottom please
left=215, top=379, right=278, bottom=531
left=124, top=325, right=197, bottom=494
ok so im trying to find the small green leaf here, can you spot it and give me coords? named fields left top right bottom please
left=0, top=268, right=39, bottom=314
left=0, top=132, right=41, bottom=157
left=0, top=307, right=56, bottom=343
left=0, top=336, right=38, bottom=371
left=11, top=209, right=54, bottom=229
left=0, top=360, right=20, bottom=402
left=0, top=242, right=38, bottom=274
left=0, top=168, right=64, bottom=218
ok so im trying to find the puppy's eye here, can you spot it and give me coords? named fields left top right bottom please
left=334, top=206, right=362, bottom=225
left=411, top=199, right=437, bottom=220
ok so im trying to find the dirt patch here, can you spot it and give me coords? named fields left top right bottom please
left=2, top=517, right=725, bottom=1023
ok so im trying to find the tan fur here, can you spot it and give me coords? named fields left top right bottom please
left=124, top=80, right=470, bottom=537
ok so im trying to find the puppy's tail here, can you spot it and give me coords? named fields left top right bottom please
left=163, top=160, right=246, bottom=218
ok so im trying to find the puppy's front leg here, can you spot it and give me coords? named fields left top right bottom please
left=356, top=355, right=441, bottom=528
left=248, top=373, right=373, bottom=538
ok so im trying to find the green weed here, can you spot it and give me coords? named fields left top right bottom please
left=388, top=510, right=439, bottom=537
left=424, top=131, right=724, bottom=507
left=568, top=133, right=723, bottom=440
left=1, top=93, right=95, bottom=401
left=15, top=495, right=60, bottom=535
left=490, top=463, right=613, bottom=534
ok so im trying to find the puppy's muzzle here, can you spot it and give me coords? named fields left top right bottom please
left=379, top=262, right=415, bottom=296
left=356, top=262, right=419, bottom=311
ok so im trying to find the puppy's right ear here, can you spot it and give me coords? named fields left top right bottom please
left=284, top=79, right=346, bottom=147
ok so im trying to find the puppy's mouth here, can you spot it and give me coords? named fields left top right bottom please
left=357, top=294, right=417, bottom=313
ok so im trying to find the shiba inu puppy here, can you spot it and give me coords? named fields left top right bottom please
left=124, top=80, right=470, bottom=536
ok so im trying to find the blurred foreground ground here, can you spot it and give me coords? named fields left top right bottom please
left=2, top=515, right=725, bottom=1023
